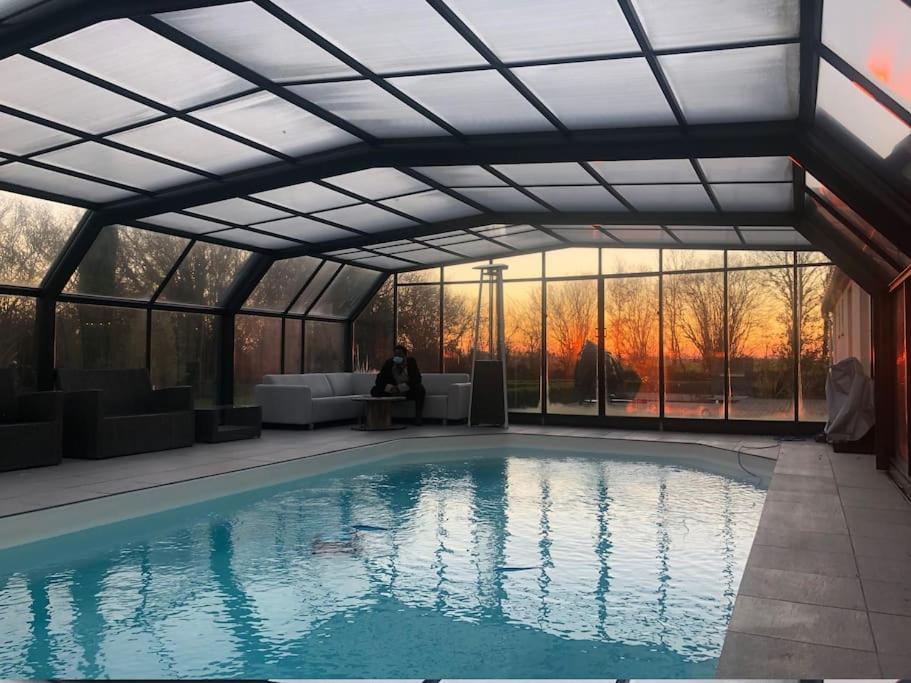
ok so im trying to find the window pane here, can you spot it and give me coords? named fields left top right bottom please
left=712, top=183, right=794, bottom=211
left=527, top=186, right=626, bottom=211
left=151, top=310, right=217, bottom=407
left=495, top=252, right=542, bottom=279
left=546, top=247, right=599, bottom=277
left=158, top=242, right=252, bottom=307
left=662, top=250, right=724, bottom=271
left=699, top=156, right=793, bottom=182
left=0, top=163, right=137, bottom=204
left=0, top=110, right=77, bottom=156
left=65, top=225, right=189, bottom=300
left=0, top=190, right=85, bottom=287
left=504, top=281, right=542, bottom=412
left=354, top=278, right=393, bottom=372
left=443, top=282, right=485, bottom=373
left=546, top=279, right=598, bottom=414
left=413, top=165, right=505, bottom=187
left=602, top=248, right=660, bottom=274
left=398, top=267, right=440, bottom=284
left=663, top=271, right=724, bottom=418
left=396, top=284, right=441, bottom=372
left=604, top=276, right=659, bottom=416
left=245, top=256, right=322, bottom=312
left=615, top=184, right=715, bottom=211
left=252, top=182, right=356, bottom=214
left=728, top=268, right=795, bottom=420
left=379, top=190, right=480, bottom=223
left=455, top=187, right=545, bottom=211
left=288, top=261, right=340, bottom=314
left=727, top=250, right=793, bottom=268
left=284, top=318, right=302, bottom=374
left=234, top=314, right=282, bottom=404
left=798, top=265, right=833, bottom=421
left=444, top=260, right=489, bottom=282
left=310, top=266, right=381, bottom=319
left=0, top=294, right=36, bottom=389
left=304, top=320, right=346, bottom=372
left=55, top=303, right=146, bottom=370
left=312, top=203, right=416, bottom=233
left=592, top=158, right=699, bottom=184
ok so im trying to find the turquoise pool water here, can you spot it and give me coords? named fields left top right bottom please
left=0, top=447, right=767, bottom=678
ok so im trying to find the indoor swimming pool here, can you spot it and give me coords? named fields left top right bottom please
left=0, top=443, right=770, bottom=678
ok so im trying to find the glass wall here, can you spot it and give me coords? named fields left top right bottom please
left=546, top=279, right=598, bottom=415
left=56, top=303, right=146, bottom=370
left=0, top=295, right=36, bottom=389
left=354, top=278, right=393, bottom=372
left=234, top=314, right=282, bottom=404
left=305, top=321, right=346, bottom=372
left=504, top=281, right=541, bottom=412
left=151, top=310, right=218, bottom=406
left=396, top=273, right=441, bottom=373
left=798, top=263, right=834, bottom=421
left=284, top=318, right=302, bottom=374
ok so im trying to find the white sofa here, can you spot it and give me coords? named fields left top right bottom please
left=254, top=372, right=471, bottom=428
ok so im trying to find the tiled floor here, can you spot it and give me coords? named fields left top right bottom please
left=1, top=423, right=908, bottom=678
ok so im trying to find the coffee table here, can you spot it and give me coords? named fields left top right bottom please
left=351, top=395, right=406, bottom=431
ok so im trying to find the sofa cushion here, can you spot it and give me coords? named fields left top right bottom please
left=325, top=373, right=353, bottom=396
left=312, top=396, right=361, bottom=422
left=263, top=373, right=333, bottom=398
left=56, top=368, right=152, bottom=416
left=392, top=394, right=448, bottom=419
left=422, top=373, right=470, bottom=395
left=351, top=373, right=375, bottom=395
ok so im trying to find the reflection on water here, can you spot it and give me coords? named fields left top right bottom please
left=0, top=450, right=766, bottom=678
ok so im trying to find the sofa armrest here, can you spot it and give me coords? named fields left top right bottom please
left=446, top=382, right=472, bottom=421
left=254, top=384, right=313, bottom=425
left=17, top=390, right=63, bottom=424
left=150, top=385, right=193, bottom=413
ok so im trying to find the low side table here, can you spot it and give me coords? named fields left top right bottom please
left=195, top=405, right=262, bottom=443
left=351, top=395, right=406, bottom=431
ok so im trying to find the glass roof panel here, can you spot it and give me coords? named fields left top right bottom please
left=0, top=163, right=136, bottom=204
left=447, top=0, right=639, bottom=62
left=312, top=203, right=417, bottom=233
left=661, top=44, right=800, bottom=123
left=251, top=182, right=357, bottom=214
left=608, top=228, right=676, bottom=244
left=492, top=162, right=594, bottom=185
left=412, top=165, right=505, bottom=187
left=274, top=0, right=487, bottom=72
left=257, top=216, right=356, bottom=242
left=546, top=226, right=616, bottom=243
left=64, top=224, right=189, bottom=300
left=289, top=261, right=341, bottom=314
left=0, top=0, right=38, bottom=21
left=672, top=227, right=742, bottom=245
left=35, top=19, right=251, bottom=109
left=0, top=190, right=85, bottom=287
left=141, top=212, right=229, bottom=234
left=527, top=186, right=627, bottom=211
left=189, top=198, right=291, bottom=225
left=159, top=3, right=356, bottom=82
left=496, top=230, right=561, bottom=250
left=289, top=80, right=447, bottom=138
left=356, top=255, right=413, bottom=269
left=108, top=118, right=276, bottom=176
left=591, top=159, right=699, bottom=183
left=515, top=58, right=677, bottom=129
left=245, top=255, right=323, bottom=311
left=615, top=184, right=715, bottom=211
left=741, top=228, right=809, bottom=246
left=473, top=224, right=533, bottom=238
left=631, top=0, right=800, bottom=50
left=158, top=241, right=252, bottom=307
left=454, top=187, right=545, bottom=211
left=821, top=0, right=911, bottom=113
left=379, top=190, right=480, bottom=222
left=816, top=59, right=909, bottom=159
left=0, top=111, right=77, bottom=155
left=699, top=156, right=793, bottom=182
left=444, top=240, right=513, bottom=258
left=0, top=55, right=158, bottom=133
left=395, top=248, right=460, bottom=264
left=191, top=91, right=359, bottom=156
left=711, top=183, right=794, bottom=211
left=390, top=71, right=555, bottom=134
left=211, top=228, right=299, bottom=250
left=310, top=265, right=381, bottom=318
left=34, top=142, right=204, bottom=191
left=324, top=168, right=428, bottom=199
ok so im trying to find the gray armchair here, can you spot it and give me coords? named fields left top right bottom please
left=56, top=368, right=194, bottom=459
left=0, top=368, right=63, bottom=471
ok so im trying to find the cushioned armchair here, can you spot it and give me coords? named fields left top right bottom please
left=56, top=368, right=194, bottom=459
left=0, top=368, right=64, bottom=471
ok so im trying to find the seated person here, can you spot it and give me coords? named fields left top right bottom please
left=371, top=343, right=426, bottom=425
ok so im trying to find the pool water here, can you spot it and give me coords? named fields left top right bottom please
left=0, top=447, right=767, bottom=678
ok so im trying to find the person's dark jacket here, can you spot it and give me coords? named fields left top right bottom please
left=375, top=357, right=422, bottom=391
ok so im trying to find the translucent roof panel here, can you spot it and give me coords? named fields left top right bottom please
left=393, top=247, right=460, bottom=264
left=390, top=71, right=555, bottom=134
left=191, top=91, right=359, bottom=157
left=0, top=163, right=136, bottom=204
left=614, top=184, right=715, bottom=211
left=661, top=44, right=800, bottom=123
left=158, top=242, right=252, bottom=307
left=699, top=156, right=793, bottom=182
left=158, top=3, right=356, bottom=83
left=631, top=0, right=800, bottom=50
left=816, top=59, right=910, bottom=159
left=492, top=163, right=594, bottom=186
left=446, top=0, right=639, bottom=61
left=607, top=228, right=676, bottom=244
left=0, top=111, right=78, bottom=156
left=35, top=20, right=252, bottom=109
left=379, top=190, right=480, bottom=222
left=211, top=228, right=299, bottom=250
left=821, top=0, right=911, bottom=113
left=0, top=0, right=38, bottom=21
left=711, top=183, right=794, bottom=211
left=274, top=0, right=488, bottom=73
left=108, top=118, right=276, bottom=176
left=0, top=56, right=158, bottom=133
left=672, top=227, right=742, bottom=245
left=412, top=165, right=505, bottom=187
left=495, top=230, right=561, bottom=250
left=310, top=265, right=381, bottom=318
left=741, top=228, right=809, bottom=246
left=251, top=182, right=357, bottom=214
left=545, top=226, right=616, bottom=243
left=140, top=212, right=229, bottom=235
left=34, top=142, right=204, bottom=191
left=0, top=190, right=85, bottom=287
left=312, top=204, right=417, bottom=233
left=591, top=159, right=699, bottom=184
left=254, top=216, right=356, bottom=242
left=64, top=224, right=189, bottom=300
left=515, top=59, right=677, bottom=129
left=289, top=261, right=341, bottom=314
left=188, top=198, right=291, bottom=225
left=526, top=186, right=627, bottom=211
left=443, top=240, right=513, bottom=258
left=324, top=168, right=428, bottom=200
left=356, top=255, right=413, bottom=269
left=289, top=80, right=448, bottom=138
left=454, top=187, right=545, bottom=211
left=245, top=255, right=323, bottom=312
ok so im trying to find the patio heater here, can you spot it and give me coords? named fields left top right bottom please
left=468, top=264, right=509, bottom=427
